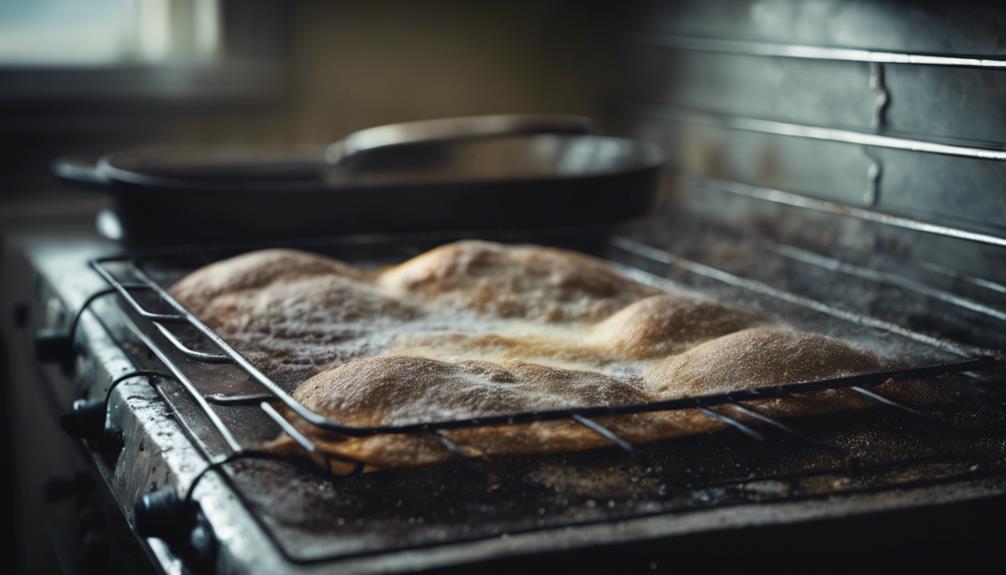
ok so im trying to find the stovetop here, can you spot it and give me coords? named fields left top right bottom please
left=15, top=210, right=1006, bottom=573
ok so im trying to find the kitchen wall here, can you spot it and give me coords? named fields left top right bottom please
left=0, top=0, right=626, bottom=193
left=176, top=0, right=624, bottom=145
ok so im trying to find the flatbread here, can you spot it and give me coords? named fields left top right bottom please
left=169, top=241, right=920, bottom=472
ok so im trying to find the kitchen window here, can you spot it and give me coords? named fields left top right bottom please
left=0, top=0, right=221, bottom=66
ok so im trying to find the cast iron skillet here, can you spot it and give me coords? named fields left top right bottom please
left=53, top=114, right=665, bottom=245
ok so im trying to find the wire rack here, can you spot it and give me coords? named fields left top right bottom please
left=83, top=235, right=997, bottom=477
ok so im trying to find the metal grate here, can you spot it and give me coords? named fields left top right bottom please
left=82, top=235, right=996, bottom=475
left=53, top=232, right=1005, bottom=565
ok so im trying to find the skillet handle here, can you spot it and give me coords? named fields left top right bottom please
left=325, top=114, right=593, bottom=165
left=52, top=157, right=112, bottom=190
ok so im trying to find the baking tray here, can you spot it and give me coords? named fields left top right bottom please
left=89, top=231, right=1002, bottom=564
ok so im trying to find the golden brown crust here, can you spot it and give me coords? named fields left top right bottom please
left=643, top=327, right=884, bottom=398
left=269, top=412, right=724, bottom=473
left=378, top=240, right=660, bottom=321
left=591, top=294, right=768, bottom=358
left=170, top=249, right=364, bottom=318
left=292, top=356, right=648, bottom=427
left=271, top=331, right=923, bottom=472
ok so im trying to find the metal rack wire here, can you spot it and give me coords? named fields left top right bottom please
left=85, top=238, right=997, bottom=474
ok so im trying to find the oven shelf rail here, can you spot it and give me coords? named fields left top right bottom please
left=630, top=33, right=1006, bottom=70
left=630, top=32, right=1006, bottom=249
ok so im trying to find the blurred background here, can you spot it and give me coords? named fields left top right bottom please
left=3, top=0, right=1003, bottom=258
left=4, top=0, right=1004, bottom=256
left=0, top=0, right=621, bottom=192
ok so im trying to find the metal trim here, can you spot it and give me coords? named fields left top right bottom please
left=631, top=33, right=1006, bottom=69
left=641, top=106, right=1006, bottom=161
left=681, top=176, right=1006, bottom=248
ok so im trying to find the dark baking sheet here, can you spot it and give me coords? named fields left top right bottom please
left=101, top=230, right=1004, bottom=564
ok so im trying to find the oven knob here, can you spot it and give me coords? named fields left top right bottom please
left=135, top=488, right=217, bottom=571
left=134, top=487, right=197, bottom=542
left=34, top=327, right=73, bottom=364
left=60, top=399, right=107, bottom=440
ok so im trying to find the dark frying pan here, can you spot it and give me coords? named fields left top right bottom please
left=53, top=114, right=665, bottom=245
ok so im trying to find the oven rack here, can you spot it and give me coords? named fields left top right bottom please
left=85, top=242, right=997, bottom=473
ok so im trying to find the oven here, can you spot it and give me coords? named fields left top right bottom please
left=4, top=1, right=1005, bottom=573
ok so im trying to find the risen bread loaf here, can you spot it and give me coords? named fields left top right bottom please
left=168, top=241, right=911, bottom=472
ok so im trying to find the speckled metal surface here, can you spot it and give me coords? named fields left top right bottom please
left=24, top=224, right=1006, bottom=573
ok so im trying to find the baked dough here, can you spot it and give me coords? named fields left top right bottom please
left=643, top=327, right=884, bottom=397
left=591, top=294, right=768, bottom=358
left=168, top=241, right=917, bottom=472
left=172, top=251, right=416, bottom=386
left=171, top=249, right=364, bottom=318
left=378, top=240, right=660, bottom=321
